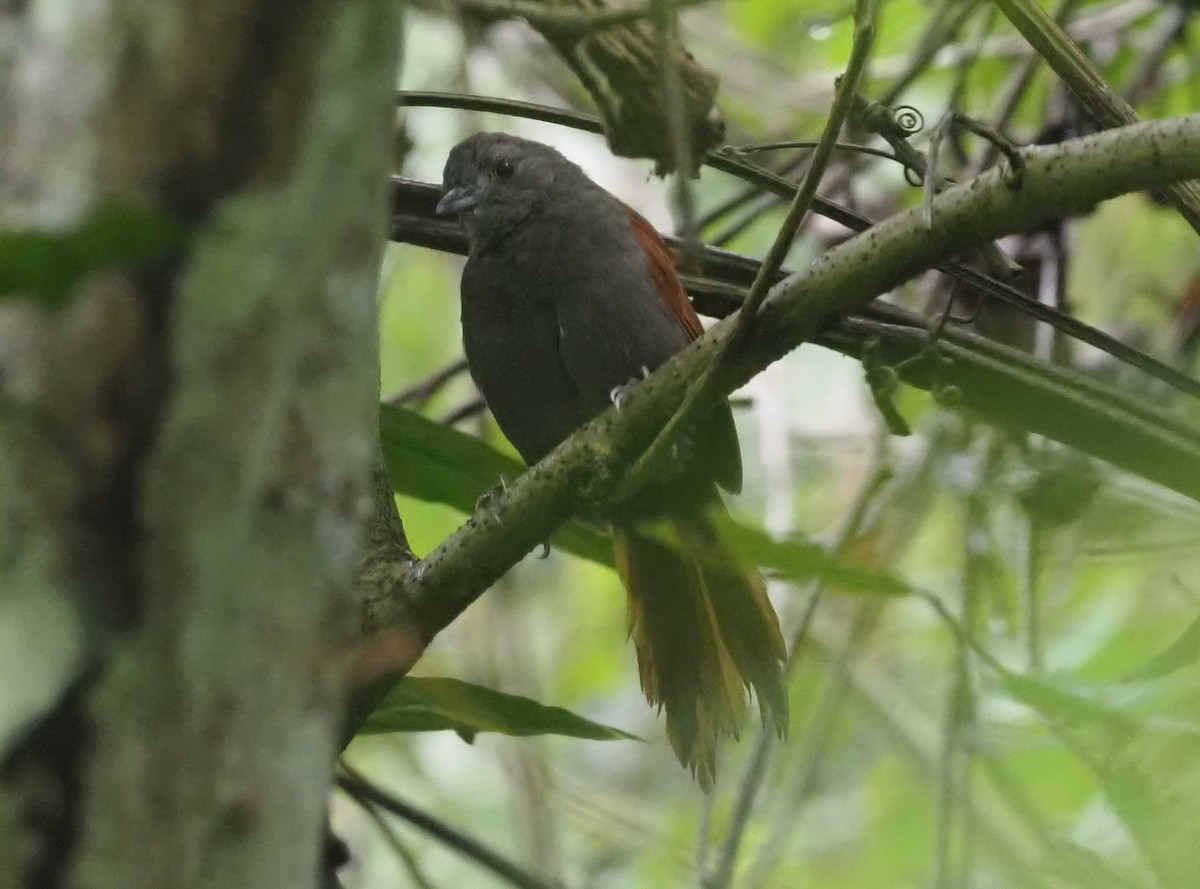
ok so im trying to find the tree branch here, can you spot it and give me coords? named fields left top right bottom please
left=336, top=768, right=562, bottom=889
left=990, top=0, right=1200, bottom=235
left=613, top=0, right=878, bottom=501
left=373, top=115, right=1200, bottom=652
left=392, top=91, right=1200, bottom=400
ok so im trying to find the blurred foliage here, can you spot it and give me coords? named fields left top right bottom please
left=0, top=203, right=182, bottom=308
left=344, top=1, right=1200, bottom=888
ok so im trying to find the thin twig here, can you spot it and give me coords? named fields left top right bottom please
left=926, top=111, right=1025, bottom=230
left=745, top=442, right=933, bottom=889
left=978, top=756, right=1154, bottom=889
left=1123, top=4, right=1189, bottom=107
left=612, top=0, right=880, bottom=504
left=707, top=194, right=782, bottom=248
left=705, top=140, right=908, bottom=247
left=946, top=3, right=1002, bottom=117
left=704, top=451, right=894, bottom=889
left=969, top=0, right=1080, bottom=178
left=335, top=767, right=563, bottom=889
left=694, top=789, right=714, bottom=881
left=932, top=465, right=990, bottom=889
left=441, top=397, right=487, bottom=426
left=703, top=727, right=774, bottom=889
left=879, top=0, right=985, bottom=107
left=738, top=0, right=878, bottom=329
left=841, top=654, right=1063, bottom=889
left=1018, top=512, right=1044, bottom=673
left=352, top=792, right=441, bottom=889
left=731, top=140, right=899, bottom=162
left=942, top=262, right=1200, bottom=398
left=389, top=358, right=470, bottom=408
left=743, top=611, right=875, bottom=889
left=697, top=151, right=807, bottom=235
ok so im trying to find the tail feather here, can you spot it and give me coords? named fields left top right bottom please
left=680, top=520, right=789, bottom=734
left=613, top=517, right=788, bottom=790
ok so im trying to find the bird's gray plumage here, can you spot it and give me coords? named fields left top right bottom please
left=442, top=133, right=692, bottom=465
left=438, top=132, right=789, bottom=789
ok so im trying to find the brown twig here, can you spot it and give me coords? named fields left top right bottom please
left=611, top=0, right=878, bottom=504
left=388, top=358, right=470, bottom=408
left=336, top=767, right=563, bottom=889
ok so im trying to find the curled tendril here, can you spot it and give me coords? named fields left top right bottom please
left=892, top=105, right=924, bottom=135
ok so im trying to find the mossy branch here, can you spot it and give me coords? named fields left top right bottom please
left=376, top=115, right=1200, bottom=653
left=990, top=0, right=1200, bottom=234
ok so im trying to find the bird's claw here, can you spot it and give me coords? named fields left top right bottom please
left=610, top=368, right=653, bottom=411
left=475, top=476, right=509, bottom=524
left=609, top=383, right=633, bottom=411
left=537, top=541, right=550, bottom=559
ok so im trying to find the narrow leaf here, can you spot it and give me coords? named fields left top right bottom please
left=0, top=203, right=182, bottom=308
left=360, top=676, right=638, bottom=742
left=379, top=403, right=613, bottom=565
left=721, top=519, right=912, bottom=596
left=997, top=670, right=1138, bottom=745
left=1124, top=614, right=1200, bottom=683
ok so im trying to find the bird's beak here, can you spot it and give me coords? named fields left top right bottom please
left=436, top=185, right=480, bottom=216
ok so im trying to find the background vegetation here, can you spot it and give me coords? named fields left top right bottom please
left=2, top=0, right=1198, bottom=888
left=359, top=2, right=1200, bottom=889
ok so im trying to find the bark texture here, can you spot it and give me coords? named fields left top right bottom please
left=0, top=1, right=401, bottom=887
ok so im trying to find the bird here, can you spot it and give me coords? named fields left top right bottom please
left=437, top=132, right=787, bottom=788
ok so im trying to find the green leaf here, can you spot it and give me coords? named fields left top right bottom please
left=379, top=403, right=613, bottom=565
left=380, top=402, right=520, bottom=513
left=842, top=316, right=1200, bottom=505
left=996, top=669, right=1139, bottom=746
left=0, top=203, right=182, bottom=308
left=1123, top=614, right=1200, bottom=682
left=720, top=518, right=913, bottom=596
left=359, top=676, right=638, bottom=742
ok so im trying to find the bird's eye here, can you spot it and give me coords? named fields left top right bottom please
left=494, top=157, right=515, bottom=180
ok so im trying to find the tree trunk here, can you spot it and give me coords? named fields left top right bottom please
left=0, top=2, right=401, bottom=887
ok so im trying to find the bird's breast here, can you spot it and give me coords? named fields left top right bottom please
left=459, top=251, right=586, bottom=464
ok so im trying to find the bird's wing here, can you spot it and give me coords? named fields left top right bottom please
left=623, top=208, right=743, bottom=495
left=625, top=209, right=705, bottom=341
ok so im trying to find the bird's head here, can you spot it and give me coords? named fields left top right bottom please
left=437, top=132, right=589, bottom=248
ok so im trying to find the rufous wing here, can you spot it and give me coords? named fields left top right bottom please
left=625, top=210, right=705, bottom=341
left=624, top=208, right=742, bottom=493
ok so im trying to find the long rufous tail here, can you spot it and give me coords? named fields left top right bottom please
left=612, top=516, right=788, bottom=790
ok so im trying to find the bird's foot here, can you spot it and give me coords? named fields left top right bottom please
left=475, top=476, right=509, bottom=524
left=609, top=367, right=653, bottom=412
